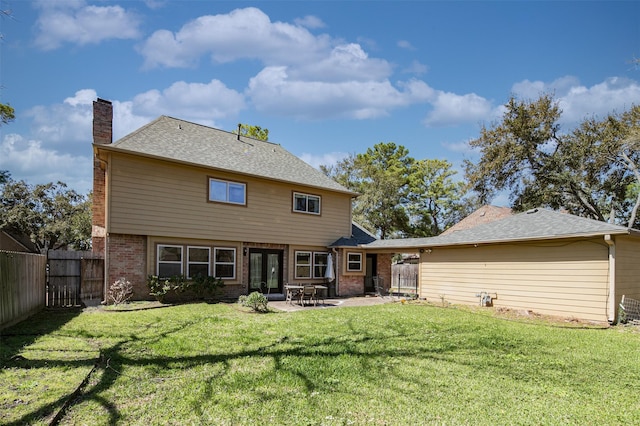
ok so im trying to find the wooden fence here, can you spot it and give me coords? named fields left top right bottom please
left=0, top=250, right=47, bottom=330
left=47, top=250, right=104, bottom=307
left=390, top=262, right=419, bottom=295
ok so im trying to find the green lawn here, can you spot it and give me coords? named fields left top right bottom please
left=1, top=301, right=640, bottom=425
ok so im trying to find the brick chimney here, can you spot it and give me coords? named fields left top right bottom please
left=92, top=99, right=112, bottom=256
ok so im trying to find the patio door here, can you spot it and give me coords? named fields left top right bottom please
left=365, top=254, right=377, bottom=293
left=249, top=249, right=283, bottom=294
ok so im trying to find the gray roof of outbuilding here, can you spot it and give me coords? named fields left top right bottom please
left=96, top=116, right=356, bottom=195
left=364, top=208, right=640, bottom=250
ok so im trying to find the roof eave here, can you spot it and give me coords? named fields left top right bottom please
left=93, top=143, right=360, bottom=197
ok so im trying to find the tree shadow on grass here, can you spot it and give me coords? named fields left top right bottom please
left=1, top=305, right=587, bottom=425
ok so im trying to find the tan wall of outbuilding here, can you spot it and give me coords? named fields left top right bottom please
left=419, top=238, right=611, bottom=322
left=614, top=235, right=640, bottom=305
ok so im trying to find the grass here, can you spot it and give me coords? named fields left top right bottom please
left=2, top=301, right=640, bottom=425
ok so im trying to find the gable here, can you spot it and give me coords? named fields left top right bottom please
left=96, top=116, right=356, bottom=196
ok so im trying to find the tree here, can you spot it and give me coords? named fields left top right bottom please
left=0, top=170, right=9, bottom=184
left=235, top=123, right=269, bottom=141
left=464, top=94, right=640, bottom=227
left=0, top=102, right=14, bottom=126
left=407, top=159, right=474, bottom=236
left=323, top=142, right=413, bottom=239
left=0, top=179, right=92, bottom=252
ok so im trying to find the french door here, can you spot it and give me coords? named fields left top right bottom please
left=249, top=249, right=283, bottom=294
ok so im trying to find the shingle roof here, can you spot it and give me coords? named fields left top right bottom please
left=96, top=116, right=356, bottom=195
left=329, top=222, right=377, bottom=247
left=440, top=205, right=513, bottom=236
left=364, top=208, right=639, bottom=250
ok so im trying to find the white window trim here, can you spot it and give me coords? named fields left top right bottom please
left=214, top=247, right=237, bottom=280
left=313, top=252, right=328, bottom=279
left=157, top=244, right=183, bottom=277
left=209, top=177, right=246, bottom=205
left=347, top=252, right=363, bottom=272
left=187, top=246, right=210, bottom=279
left=293, top=192, right=321, bottom=215
left=295, top=250, right=312, bottom=279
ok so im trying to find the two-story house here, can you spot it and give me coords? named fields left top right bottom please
left=92, top=99, right=392, bottom=301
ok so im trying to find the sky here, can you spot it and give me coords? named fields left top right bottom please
left=0, top=1, right=639, bottom=204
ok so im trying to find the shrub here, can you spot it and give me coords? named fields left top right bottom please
left=190, top=274, right=225, bottom=300
left=147, top=274, right=226, bottom=303
left=108, top=277, right=133, bottom=305
left=147, top=275, right=176, bottom=303
left=238, top=291, right=269, bottom=312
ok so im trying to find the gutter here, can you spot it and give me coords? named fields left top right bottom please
left=604, top=234, right=616, bottom=323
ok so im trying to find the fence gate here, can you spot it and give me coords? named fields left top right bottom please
left=47, top=250, right=104, bottom=307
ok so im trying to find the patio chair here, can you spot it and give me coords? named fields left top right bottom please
left=301, top=285, right=317, bottom=306
left=285, top=284, right=299, bottom=304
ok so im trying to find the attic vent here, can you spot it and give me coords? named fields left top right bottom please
left=526, top=208, right=539, bottom=214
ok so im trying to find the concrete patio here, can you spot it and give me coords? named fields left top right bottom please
left=269, top=295, right=392, bottom=312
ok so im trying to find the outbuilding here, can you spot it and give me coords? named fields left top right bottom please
left=365, top=208, right=640, bottom=323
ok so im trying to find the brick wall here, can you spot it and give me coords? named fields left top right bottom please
left=339, top=275, right=363, bottom=296
left=107, top=234, right=148, bottom=300
left=92, top=99, right=111, bottom=258
left=376, top=253, right=393, bottom=292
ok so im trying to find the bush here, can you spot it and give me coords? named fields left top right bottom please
left=238, top=291, right=269, bottom=312
left=190, top=274, right=225, bottom=299
left=147, top=274, right=226, bottom=303
left=147, top=275, right=175, bottom=303
left=108, top=277, right=133, bottom=305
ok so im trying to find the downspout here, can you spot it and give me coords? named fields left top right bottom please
left=604, top=234, right=615, bottom=323
left=100, top=156, right=110, bottom=304
left=332, top=248, right=339, bottom=297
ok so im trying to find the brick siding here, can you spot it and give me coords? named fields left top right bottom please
left=107, top=234, right=148, bottom=300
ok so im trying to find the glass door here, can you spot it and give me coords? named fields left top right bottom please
left=249, top=249, right=283, bottom=294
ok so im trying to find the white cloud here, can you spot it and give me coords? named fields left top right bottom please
left=33, top=0, right=141, bottom=50
left=403, top=60, right=429, bottom=75
left=511, top=76, right=640, bottom=124
left=423, top=92, right=499, bottom=127
left=294, top=15, right=325, bottom=29
left=397, top=40, right=415, bottom=50
left=247, top=67, right=433, bottom=119
left=131, top=79, right=245, bottom=121
left=139, top=7, right=330, bottom=68
left=0, top=133, right=93, bottom=194
left=291, top=43, right=393, bottom=82
left=299, top=152, right=349, bottom=170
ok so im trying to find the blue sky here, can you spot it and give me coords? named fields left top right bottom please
left=0, top=1, right=639, bottom=204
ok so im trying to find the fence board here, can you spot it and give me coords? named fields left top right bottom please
left=391, top=263, right=419, bottom=295
left=46, top=250, right=104, bottom=307
left=0, top=251, right=46, bottom=330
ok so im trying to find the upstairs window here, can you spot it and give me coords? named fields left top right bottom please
left=209, top=178, right=246, bottom=205
left=293, top=192, right=321, bottom=215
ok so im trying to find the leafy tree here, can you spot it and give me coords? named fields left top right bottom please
left=0, top=170, right=9, bottom=184
left=235, top=123, right=269, bottom=141
left=0, top=103, right=14, bottom=126
left=0, top=179, right=92, bottom=252
left=323, top=142, right=413, bottom=239
left=408, top=159, right=474, bottom=236
left=464, top=94, right=640, bottom=227
left=323, top=143, right=472, bottom=238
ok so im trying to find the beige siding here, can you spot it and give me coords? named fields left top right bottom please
left=420, top=239, right=610, bottom=322
left=614, top=235, right=640, bottom=303
left=108, top=154, right=352, bottom=246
